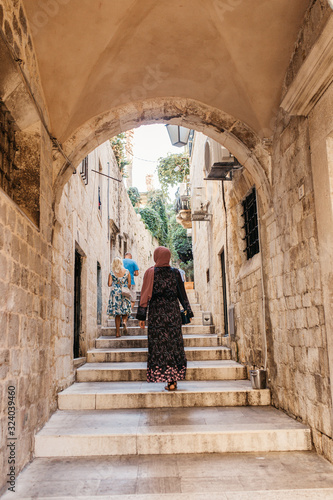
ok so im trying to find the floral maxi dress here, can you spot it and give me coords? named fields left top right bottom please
left=107, top=270, right=132, bottom=317
left=136, top=267, right=193, bottom=383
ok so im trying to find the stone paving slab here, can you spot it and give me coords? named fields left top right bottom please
left=76, top=360, right=247, bottom=382
left=87, top=346, right=231, bottom=363
left=2, top=452, right=333, bottom=499
left=58, top=380, right=271, bottom=409
left=96, top=334, right=220, bottom=349
left=34, top=406, right=311, bottom=457
left=100, top=325, right=215, bottom=336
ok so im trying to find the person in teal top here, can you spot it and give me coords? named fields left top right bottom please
left=123, top=252, right=139, bottom=310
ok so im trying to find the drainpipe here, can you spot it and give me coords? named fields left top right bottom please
left=256, top=194, right=268, bottom=371
left=107, top=162, right=110, bottom=242
left=221, top=181, right=231, bottom=328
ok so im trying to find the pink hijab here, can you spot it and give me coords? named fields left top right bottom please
left=140, top=246, right=171, bottom=307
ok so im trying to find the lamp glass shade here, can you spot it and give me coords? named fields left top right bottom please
left=166, top=125, right=190, bottom=147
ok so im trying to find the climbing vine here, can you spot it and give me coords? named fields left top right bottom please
left=138, top=205, right=164, bottom=243
left=110, top=133, right=129, bottom=177
left=127, top=187, right=141, bottom=207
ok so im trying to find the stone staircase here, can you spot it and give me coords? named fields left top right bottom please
left=34, top=289, right=312, bottom=460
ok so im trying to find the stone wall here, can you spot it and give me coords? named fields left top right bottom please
left=190, top=3, right=333, bottom=463
left=190, top=91, right=333, bottom=463
left=266, top=108, right=331, bottom=451
left=51, top=140, right=157, bottom=392
left=191, top=133, right=265, bottom=369
left=307, top=81, right=333, bottom=461
left=0, top=126, right=54, bottom=493
left=0, top=134, right=157, bottom=493
left=0, top=2, right=157, bottom=490
left=0, top=0, right=56, bottom=490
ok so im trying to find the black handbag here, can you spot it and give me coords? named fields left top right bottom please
left=172, top=268, right=191, bottom=325
left=180, top=309, right=191, bottom=325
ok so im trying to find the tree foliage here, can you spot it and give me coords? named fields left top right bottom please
left=127, top=187, right=141, bottom=207
left=110, top=133, right=129, bottom=177
left=168, top=213, right=193, bottom=263
left=138, top=152, right=193, bottom=276
left=147, top=190, right=168, bottom=245
left=138, top=206, right=164, bottom=243
left=138, top=190, right=169, bottom=246
left=157, top=153, right=189, bottom=195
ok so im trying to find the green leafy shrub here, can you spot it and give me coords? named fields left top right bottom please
left=127, top=187, right=141, bottom=207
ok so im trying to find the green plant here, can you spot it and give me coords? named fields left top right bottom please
left=157, top=153, right=189, bottom=195
left=127, top=187, right=141, bottom=207
left=147, top=190, right=168, bottom=245
left=138, top=206, right=164, bottom=243
left=168, top=213, right=193, bottom=263
left=110, top=133, right=129, bottom=177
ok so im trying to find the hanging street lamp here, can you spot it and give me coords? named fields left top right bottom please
left=165, top=125, right=191, bottom=147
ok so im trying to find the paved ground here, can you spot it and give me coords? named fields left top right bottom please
left=2, top=451, right=333, bottom=499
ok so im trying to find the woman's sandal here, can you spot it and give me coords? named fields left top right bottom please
left=123, top=323, right=128, bottom=335
left=165, top=381, right=177, bottom=391
left=116, top=332, right=121, bottom=338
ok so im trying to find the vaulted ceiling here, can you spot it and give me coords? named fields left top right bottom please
left=22, top=0, right=310, bottom=142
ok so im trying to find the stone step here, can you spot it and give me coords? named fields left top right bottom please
left=108, top=315, right=205, bottom=327
left=6, top=452, right=333, bottom=500
left=100, top=325, right=215, bottom=336
left=76, top=360, right=247, bottom=382
left=58, top=380, right=271, bottom=410
left=132, top=303, right=202, bottom=313
left=34, top=406, right=311, bottom=457
left=96, top=334, right=220, bottom=349
left=87, top=346, right=231, bottom=363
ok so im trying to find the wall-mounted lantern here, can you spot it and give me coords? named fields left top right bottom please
left=165, top=125, right=191, bottom=147
left=204, top=147, right=242, bottom=181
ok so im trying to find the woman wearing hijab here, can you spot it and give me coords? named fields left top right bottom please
left=136, top=246, right=193, bottom=391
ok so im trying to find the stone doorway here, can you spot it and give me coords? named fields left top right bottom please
left=220, top=249, right=228, bottom=337
left=97, top=262, right=102, bottom=326
left=73, top=249, right=83, bottom=359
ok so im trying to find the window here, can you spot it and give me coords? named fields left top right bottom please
left=98, top=185, right=102, bottom=213
left=204, top=140, right=211, bottom=175
left=80, top=156, right=88, bottom=185
left=206, top=269, right=210, bottom=283
left=242, top=187, right=259, bottom=260
left=0, top=102, right=18, bottom=197
left=0, top=100, right=40, bottom=226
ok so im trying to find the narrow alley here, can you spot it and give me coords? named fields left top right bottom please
left=1, top=1, right=333, bottom=498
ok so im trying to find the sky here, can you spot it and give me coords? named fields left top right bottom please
left=130, top=124, right=185, bottom=196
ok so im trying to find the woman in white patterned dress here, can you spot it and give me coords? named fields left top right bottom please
left=107, top=257, right=132, bottom=337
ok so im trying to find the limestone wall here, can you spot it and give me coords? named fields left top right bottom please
left=191, top=133, right=264, bottom=369
left=0, top=1, right=157, bottom=486
left=52, top=140, right=157, bottom=392
left=0, top=127, right=55, bottom=491
left=0, top=0, right=56, bottom=490
left=266, top=108, right=331, bottom=450
left=190, top=93, right=333, bottom=462
left=0, top=135, right=157, bottom=492
left=190, top=3, right=333, bottom=463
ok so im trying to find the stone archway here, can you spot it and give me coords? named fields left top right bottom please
left=52, top=97, right=272, bottom=219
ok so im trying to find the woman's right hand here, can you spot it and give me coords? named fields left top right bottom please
left=139, top=320, right=145, bottom=329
